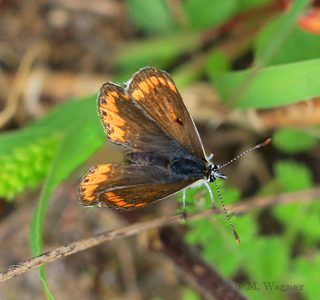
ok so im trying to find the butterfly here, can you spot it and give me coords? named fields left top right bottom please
left=78, top=67, right=270, bottom=242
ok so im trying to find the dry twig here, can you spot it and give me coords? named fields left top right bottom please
left=0, top=187, right=319, bottom=283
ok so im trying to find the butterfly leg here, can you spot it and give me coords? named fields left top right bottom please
left=207, top=153, right=214, bottom=161
left=203, top=181, right=215, bottom=206
left=182, top=189, right=187, bottom=221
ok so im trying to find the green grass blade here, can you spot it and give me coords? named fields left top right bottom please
left=29, top=99, right=104, bottom=298
left=213, top=58, right=320, bottom=108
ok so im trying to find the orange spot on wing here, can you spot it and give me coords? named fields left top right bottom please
left=117, top=201, right=127, bottom=207
left=108, top=126, right=125, bottom=141
left=135, top=202, right=147, bottom=207
left=170, top=108, right=178, bottom=120
left=124, top=203, right=134, bottom=208
left=146, top=79, right=154, bottom=89
left=106, top=93, right=115, bottom=103
left=80, top=164, right=111, bottom=195
left=138, top=81, right=150, bottom=94
left=168, top=81, right=177, bottom=93
left=80, top=184, right=98, bottom=201
left=96, top=164, right=112, bottom=172
left=106, top=192, right=124, bottom=202
left=122, top=94, right=130, bottom=100
left=132, top=88, right=144, bottom=100
left=102, top=111, right=126, bottom=127
left=150, top=76, right=159, bottom=85
left=99, top=97, right=118, bottom=112
left=109, top=91, right=119, bottom=98
left=158, top=77, right=167, bottom=86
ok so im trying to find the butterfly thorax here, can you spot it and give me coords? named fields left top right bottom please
left=170, top=157, right=206, bottom=179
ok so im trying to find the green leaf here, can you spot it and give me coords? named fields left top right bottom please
left=30, top=122, right=104, bottom=298
left=0, top=132, right=60, bottom=199
left=0, top=127, right=53, bottom=155
left=237, top=0, right=272, bottom=11
left=255, top=19, right=320, bottom=66
left=273, top=127, right=319, bottom=153
left=183, top=0, right=237, bottom=30
left=116, top=31, right=202, bottom=75
left=242, top=237, right=290, bottom=282
left=127, top=0, right=175, bottom=33
left=274, top=160, right=313, bottom=192
left=292, top=254, right=320, bottom=300
left=211, top=0, right=314, bottom=109
left=212, top=58, right=320, bottom=108
left=206, top=51, right=231, bottom=75
left=24, top=95, right=105, bottom=297
left=253, top=0, right=313, bottom=67
left=181, top=288, right=201, bottom=300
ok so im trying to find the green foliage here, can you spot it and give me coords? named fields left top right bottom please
left=211, top=58, right=320, bottom=108
left=274, top=160, right=313, bottom=192
left=184, top=0, right=238, bottom=29
left=273, top=127, right=319, bottom=154
left=28, top=96, right=105, bottom=296
left=0, top=132, right=60, bottom=199
left=293, top=254, right=320, bottom=300
left=0, top=94, right=104, bottom=298
left=237, top=0, right=272, bottom=11
left=184, top=159, right=319, bottom=300
left=181, top=288, right=201, bottom=300
left=255, top=19, right=320, bottom=66
left=115, top=31, right=202, bottom=77
left=127, top=0, right=175, bottom=33
left=206, top=51, right=231, bottom=75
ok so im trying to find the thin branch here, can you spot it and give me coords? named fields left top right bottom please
left=159, top=227, right=249, bottom=300
left=1, top=187, right=320, bottom=283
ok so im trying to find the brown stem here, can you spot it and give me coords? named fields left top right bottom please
left=1, top=187, right=319, bottom=283
left=159, top=227, right=248, bottom=300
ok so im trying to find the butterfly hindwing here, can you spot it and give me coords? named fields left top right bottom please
left=78, top=164, right=199, bottom=210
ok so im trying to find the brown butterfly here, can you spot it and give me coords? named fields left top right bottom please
left=78, top=67, right=270, bottom=242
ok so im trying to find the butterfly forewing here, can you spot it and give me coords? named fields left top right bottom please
left=78, top=164, right=200, bottom=210
left=127, top=68, right=207, bottom=161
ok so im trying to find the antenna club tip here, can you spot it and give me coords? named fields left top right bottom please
left=233, top=230, right=240, bottom=244
left=260, top=138, right=271, bottom=147
left=265, top=137, right=272, bottom=144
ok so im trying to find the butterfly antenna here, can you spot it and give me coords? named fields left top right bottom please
left=213, top=181, right=240, bottom=244
left=218, top=138, right=271, bottom=170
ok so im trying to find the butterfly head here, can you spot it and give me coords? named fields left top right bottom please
left=206, top=164, right=227, bottom=182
